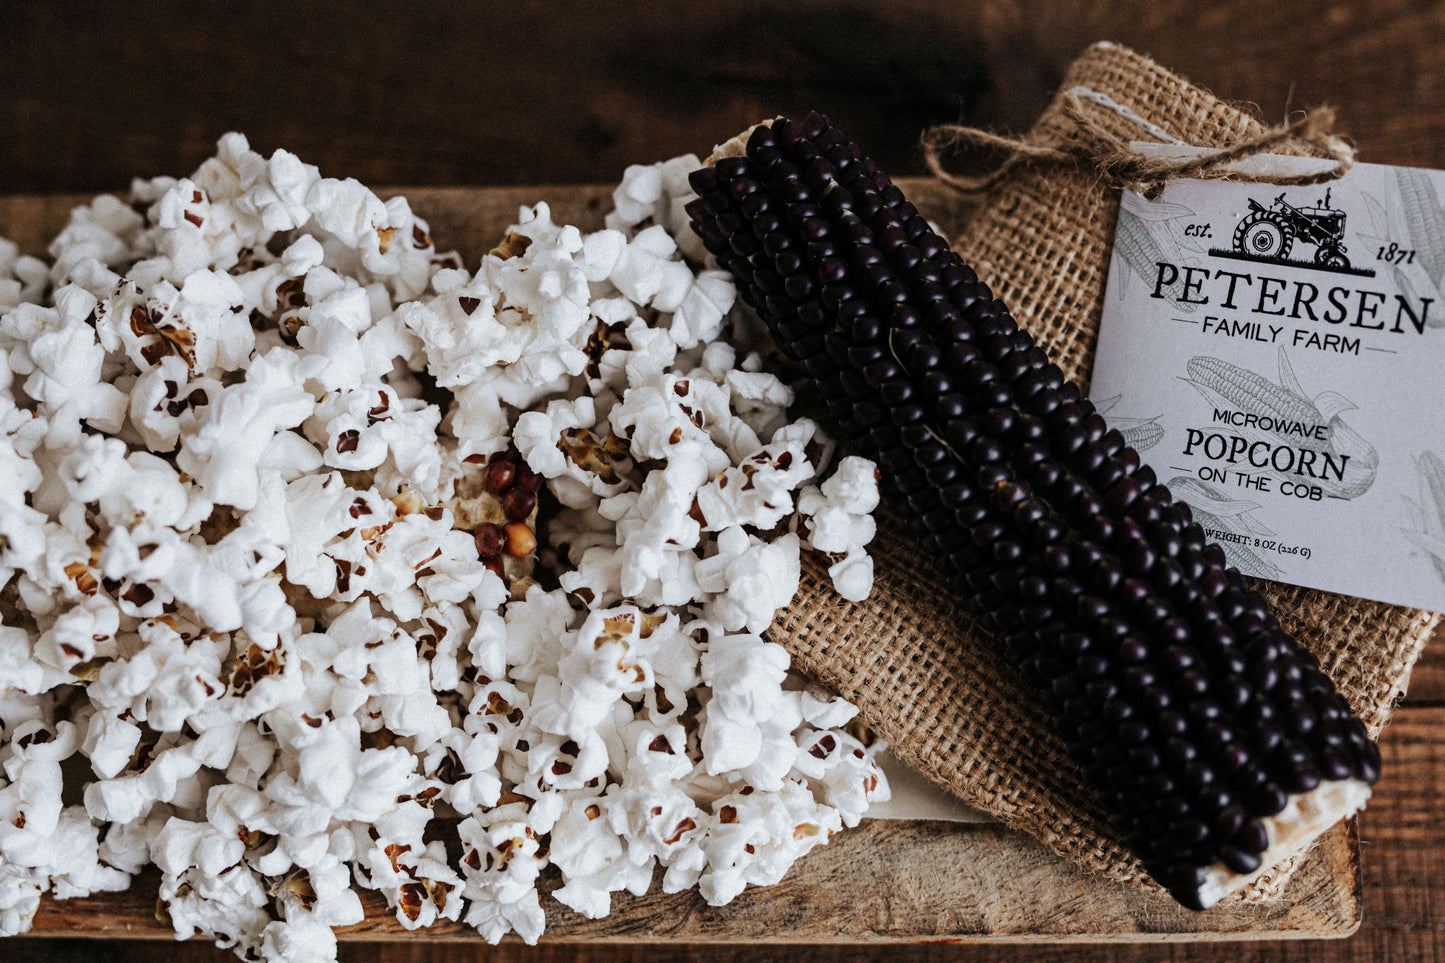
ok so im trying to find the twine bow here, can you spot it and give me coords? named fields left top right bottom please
left=923, top=90, right=1355, bottom=200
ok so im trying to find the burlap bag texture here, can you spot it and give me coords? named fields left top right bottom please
left=771, top=41, right=1441, bottom=901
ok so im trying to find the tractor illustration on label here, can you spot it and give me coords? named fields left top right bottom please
left=1232, top=188, right=1351, bottom=269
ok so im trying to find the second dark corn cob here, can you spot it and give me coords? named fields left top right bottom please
left=685, top=112, right=1379, bottom=910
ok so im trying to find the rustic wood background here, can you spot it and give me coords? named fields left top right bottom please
left=2, top=0, right=1442, bottom=961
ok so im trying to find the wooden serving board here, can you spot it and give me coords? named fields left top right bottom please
left=0, top=182, right=1361, bottom=944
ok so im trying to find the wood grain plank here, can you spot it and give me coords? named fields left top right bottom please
left=3, top=1, right=1444, bottom=194
left=0, top=0, right=996, bottom=194
left=11, top=706, right=1441, bottom=960
left=1404, top=631, right=1445, bottom=704
left=0, top=181, right=979, bottom=262
left=21, top=816, right=1362, bottom=942
left=1, top=175, right=1434, bottom=954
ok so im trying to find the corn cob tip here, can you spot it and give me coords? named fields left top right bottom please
left=1195, top=777, right=1370, bottom=909
left=705, top=119, right=776, bottom=167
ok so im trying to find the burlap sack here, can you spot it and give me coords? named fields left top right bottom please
left=771, top=41, right=1441, bottom=901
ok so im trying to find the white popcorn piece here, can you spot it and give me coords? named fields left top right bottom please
left=456, top=808, right=549, bottom=944
left=40, top=806, right=134, bottom=901
left=32, top=595, right=121, bottom=679
left=175, top=348, right=317, bottom=510
left=3, top=298, right=128, bottom=447
left=693, top=781, right=844, bottom=906
left=697, top=630, right=790, bottom=775
left=0, top=237, right=48, bottom=313
left=797, top=454, right=880, bottom=601
left=548, top=798, right=628, bottom=919
left=0, top=721, right=79, bottom=852
left=512, top=396, right=631, bottom=510
left=0, top=876, right=43, bottom=937
left=172, top=268, right=252, bottom=374
left=82, top=709, right=143, bottom=779
left=666, top=268, right=734, bottom=349
left=307, top=177, right=389, bottom=249
left=152, top=817, right=245, bottom=880
left=788, top=693, right=891, bottom=819
left=607, top=225, right=694, bottom=317
left=695, top=527, right=801, bottom=633
left=259, top=915, right=339, bottom=963
left=607, top=163, right=666, bottom=230
left=127, top=355, right=204, bottom=452
left=579, top=228, right=627, bottom=283
left=158, top=862, right=273, bottom=951
left=696, top=432, right=815, bottom=533
left=0, top=415, right=48, bottom=592
left=0, top=626, right=48, bottom=695
left=46, top=193, right=146, bottom=283
left=608, top=373, right=722, bottom=465
left=293, top=281, right=377, bottom=392
left=825, top=550, right=875, bottom=603
left=256, top=148, right=323, bottom=233
left=87, top=619, right=226, bottom=732
left=606, top=314, right=679, bottom=389
left=604, top=154, right=711, bottom=265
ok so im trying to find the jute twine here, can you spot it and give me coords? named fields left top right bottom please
left=769, top=41, right=1440, bottom=905
left=922, top=90, right=1355, bottom=200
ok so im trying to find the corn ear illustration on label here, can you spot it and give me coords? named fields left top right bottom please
left=1402, top=450, right=1445, bottom=587
left=1182, top=349, right=1379, bottom=500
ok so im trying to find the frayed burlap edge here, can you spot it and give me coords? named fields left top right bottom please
left=769, top=41, right=1439, bottom=906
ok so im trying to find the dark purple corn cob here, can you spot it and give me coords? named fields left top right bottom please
left=686, top=112, right=1379, bottom=911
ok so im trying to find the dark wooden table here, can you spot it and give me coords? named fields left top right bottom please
left=3, top=1, right=1442, bottom=961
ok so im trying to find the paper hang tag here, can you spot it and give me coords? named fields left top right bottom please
left=1090, top=147, right=1445, bottom=613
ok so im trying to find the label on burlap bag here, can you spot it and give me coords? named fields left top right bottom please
left=1092, top=149, right=1445, bottom=612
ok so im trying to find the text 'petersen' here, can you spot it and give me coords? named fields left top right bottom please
left=1151, top=262, right=1433, bottom=334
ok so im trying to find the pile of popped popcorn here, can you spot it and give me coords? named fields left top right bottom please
left=0, top=134, right=887, bottom=958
